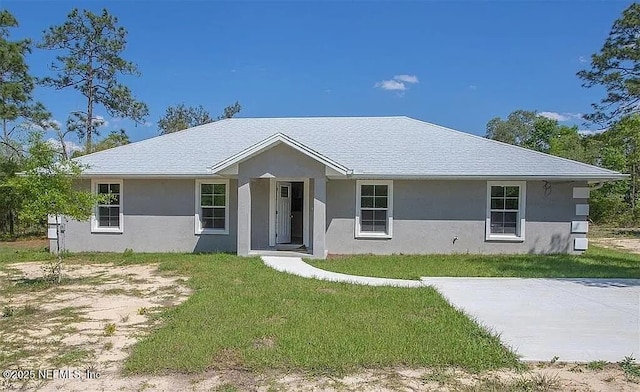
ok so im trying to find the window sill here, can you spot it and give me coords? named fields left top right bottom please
left=92, top=227, right=123, bottom=234
left=356, top=233, right=392, bottom=240
left=196, top=229, right=229, bottom=236
left=485, top=235, right=524, bottom=242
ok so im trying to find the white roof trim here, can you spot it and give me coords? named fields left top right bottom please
left=78, top=173, right=627, bottom=181
left=79, top=173, right=228, bottom=179
left=340, top=174, right=628, bottom=181
left=209, top=132, right=351, bottom=175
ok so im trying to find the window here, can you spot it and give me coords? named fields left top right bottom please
left=355, top=180, right=393, bottom=238
left=280, top=185, right=289, bottom=198
left=195, top=179, right=229, bottom=235
left=486, top=181, right=526, bottom=241
left=91, top=179, right=123, bottom=233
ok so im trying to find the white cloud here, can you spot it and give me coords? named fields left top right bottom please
left=47, top=138, right=84, bottom=155
left=579, top=55, right=589, bottom=63
left=93, top=115, right=108, bottom=127
left=538, top=111, right=583, bottom=122
left=578, top=128, right=607, bottom=136
left=468, top=85, right=478, bottom=91
left=375, top=79, right=407, bottom=91
left=539, top=111, right=569, bottom=121
left=47, top=119, right=62, bottom=129
left=143, top=121, right=153, bottom=127
left=375, top=74, right=419, bottom=92
left=22, top=119, right=61, bottom=131
left=393, top=74, right=419, bottom=84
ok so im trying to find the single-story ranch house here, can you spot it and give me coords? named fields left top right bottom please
left=51, top=116, right=625, bottom=258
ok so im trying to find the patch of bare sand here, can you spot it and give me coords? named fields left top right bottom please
left=5, top=363, right=638, bottom=391
left=0, top=261, right=191, bottom=390
left=591, top=237, right=640, bottom=254
left=33, top=365, right=638, bottom=392
left=0, top=238, right=48, bottom=250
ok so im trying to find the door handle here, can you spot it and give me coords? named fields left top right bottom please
left=290, top=214, right=294, bottom=218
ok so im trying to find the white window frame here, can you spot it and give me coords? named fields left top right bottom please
left=485, top=181, right=526, bottom=242
left=195, top=179, right=229, bottom=235
left=355, top=180, right=393, bottom=239
left=91, top=179, right=124, bottom=233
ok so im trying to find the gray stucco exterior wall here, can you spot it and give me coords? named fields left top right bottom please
left=250, top=178, right=270, bottom=250
left=325, top=179, right=586, bottom=255
left=60, top=178, right=237, bottom=253
left=312, top=178, right=326, bottom=257
left=58, top=167, right=586, bottom=256
left=238, top=143, right=327, bottom=180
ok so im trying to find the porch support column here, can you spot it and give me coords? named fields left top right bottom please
left=237, top=176, right=251, bottom=256
left=313, top=176, right=326, bottom=258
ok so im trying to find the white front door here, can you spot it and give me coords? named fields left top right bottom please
left=276, top=182, right=292, bottom=244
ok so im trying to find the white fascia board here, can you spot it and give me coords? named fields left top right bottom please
left=209, top=133, right=350, bottom=176
left=81, top=172, right=626, bottom=181
left=342, top=174, right=628, bottom=181
left=80, top=173, right=229, bottom=179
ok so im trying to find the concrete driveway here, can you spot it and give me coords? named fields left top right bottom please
left=420, top=277, right=640, bottom=362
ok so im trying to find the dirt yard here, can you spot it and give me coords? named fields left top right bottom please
left=591, top=237, right=640, bottom=254
left=0, top=259, right=638, bottom=391
left=0, top=261, right=193, bottom=391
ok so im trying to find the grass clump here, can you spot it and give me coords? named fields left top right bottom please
left=103, top=323, right=116, bottom=336
left=587, top=360, right=607, bottom=371
left=2, top=305, right=14, bottom=318
left=1, top=304, right=40, bottom=319
left=619, top=356, right=640, bottom=381
left=460, top=373, right=560, bottom=391
left=213, top=384, right=240, bottom=392
left=421, top=367, right=455, bottom=386
left=51, top=348, right=92, bottom=367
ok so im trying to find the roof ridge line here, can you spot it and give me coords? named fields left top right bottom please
left=225, top=115, right=406, bottom=120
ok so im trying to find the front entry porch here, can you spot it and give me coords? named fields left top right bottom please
left=237, top=175, right=327, bottom=259
left=210, top=134, right=346, bottom=260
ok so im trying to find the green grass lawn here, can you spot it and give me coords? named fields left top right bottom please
left=0, top=241, right=518, bottom=374
left=307, top=246, right=640, bottom=280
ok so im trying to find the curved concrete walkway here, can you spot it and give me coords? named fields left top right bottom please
left=261, top=256, right=424, bottom=287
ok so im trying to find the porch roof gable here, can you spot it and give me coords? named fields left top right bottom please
left=209, top=132, right=351, bottom=176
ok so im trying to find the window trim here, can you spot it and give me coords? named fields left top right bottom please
left=195, top=179, right=229, bottom=235
left=91, top=179, right=124, bottom=234
left=355, top=180, right=393, bottom=239
left=485, top=181, right=526, bottom=242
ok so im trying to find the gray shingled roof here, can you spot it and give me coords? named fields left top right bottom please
left=76, top=116, right=625, bottom=180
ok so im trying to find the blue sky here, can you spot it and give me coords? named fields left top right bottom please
left=4, top=0, right=633, bottom=148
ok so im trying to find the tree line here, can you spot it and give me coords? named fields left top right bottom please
left=485, top=4, right=640, bottom=226
left=0, top=8, right=241, bottom=237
